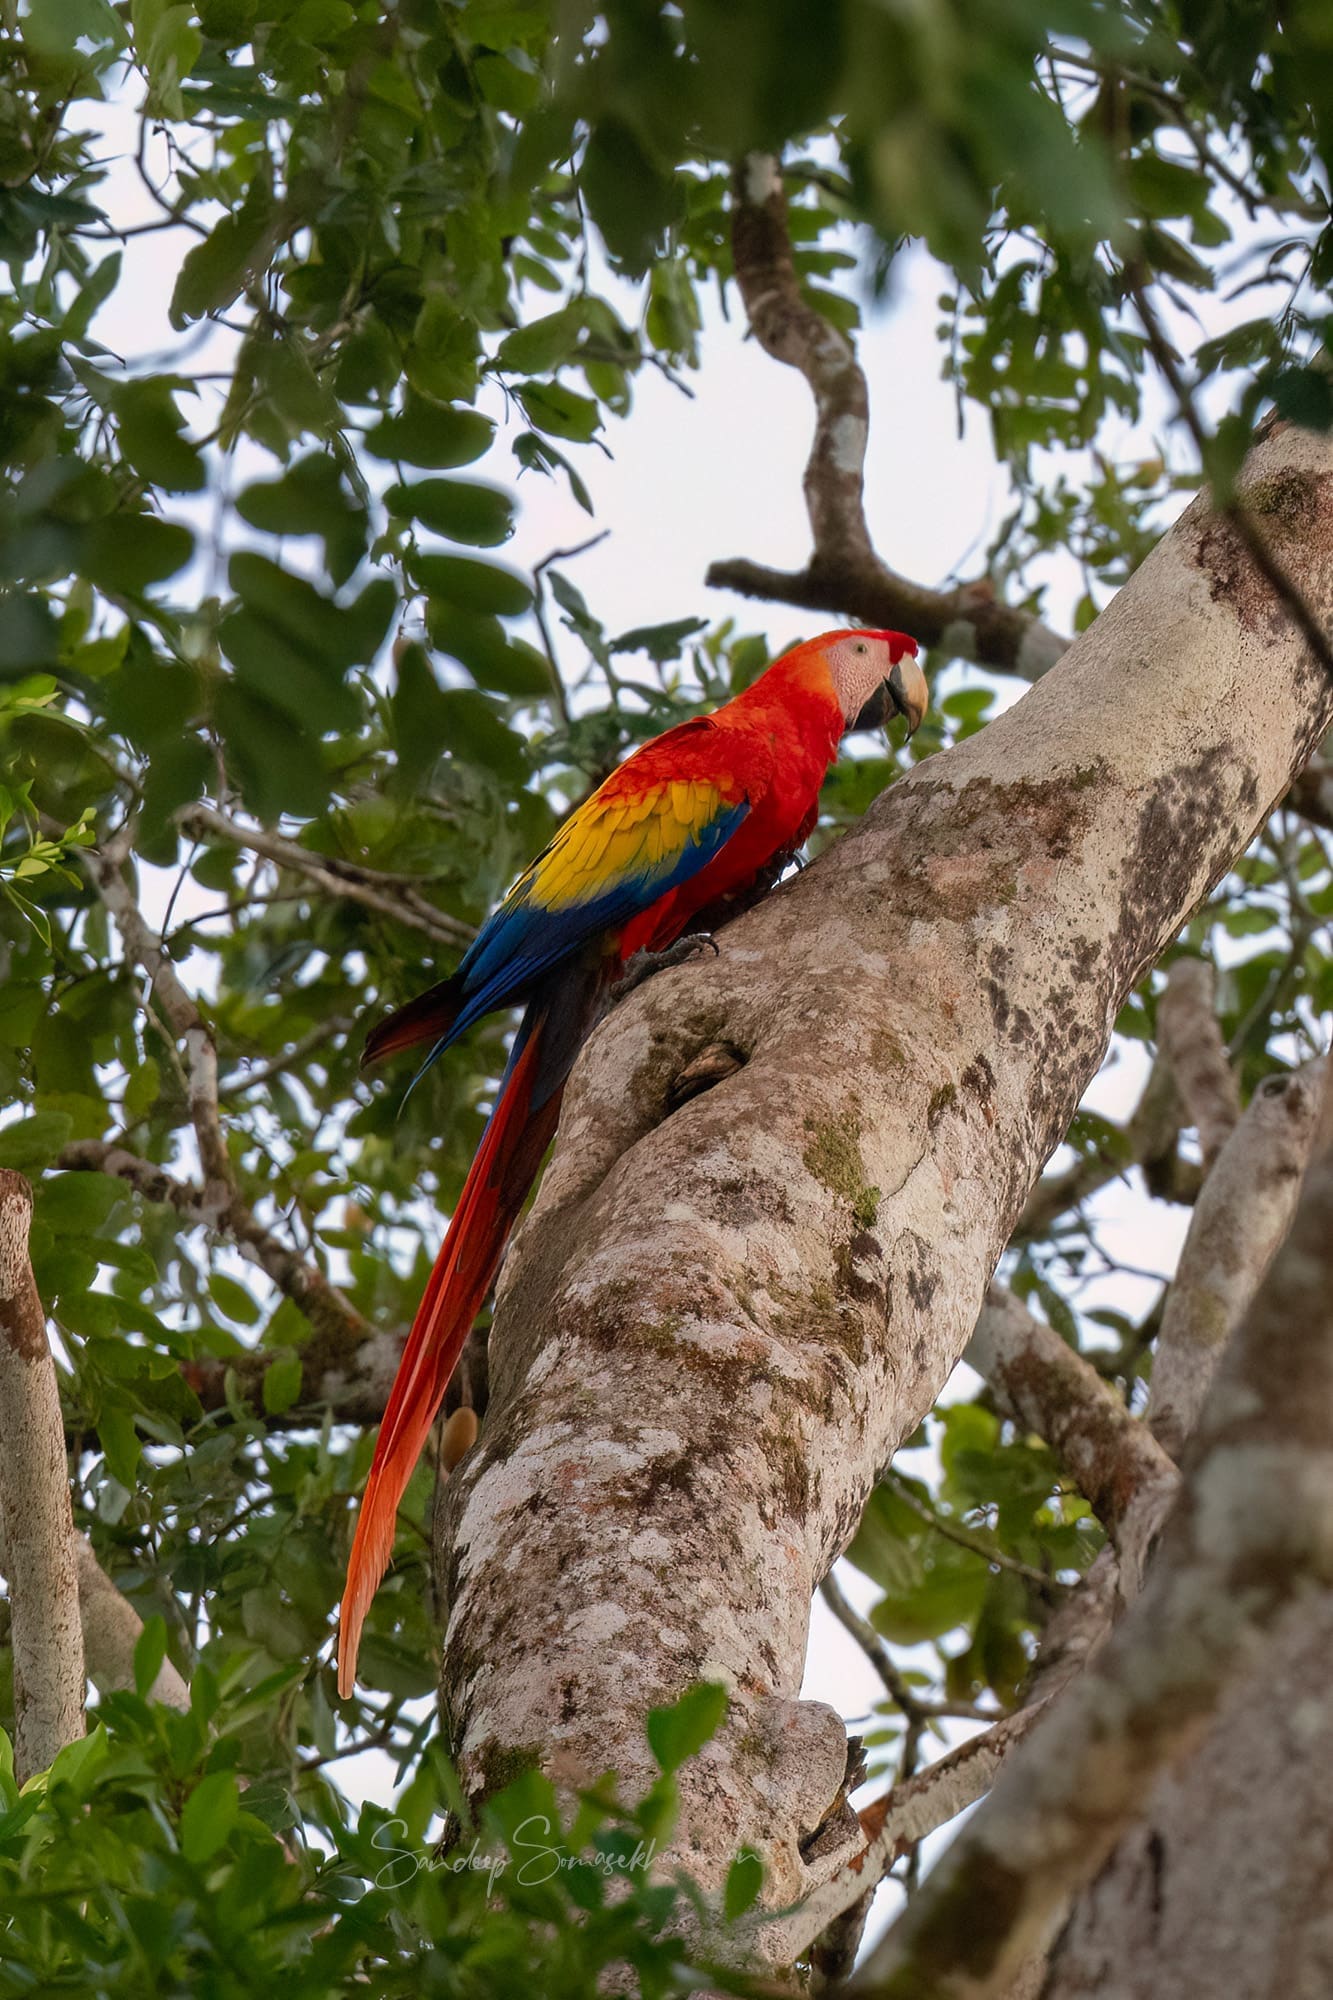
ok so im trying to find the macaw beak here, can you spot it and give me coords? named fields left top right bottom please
left=887, top=656, right=928, bottom=739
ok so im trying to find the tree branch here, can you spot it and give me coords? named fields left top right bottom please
left=706, top=154, right=1069, bottom=679
left=1156, top=957, right=1240, bottom=1171
left=854, top=1073, right=1333, bottom=1999
left=71, top=1537, right=190, bottom=1709
left=820, top=1572, right=999, bottom=1724
left=761, top=1703, right=1052, bottom=1966
left=54, top=1140, right=391, bottom=1418
left=0, top=1172, right=85, bottom=1782
left=966, top=1283, right=1178, bottom=1591
left=1146, top=1060, right=1323, bottom=1461
left=179, top=803, right=474, bottom=950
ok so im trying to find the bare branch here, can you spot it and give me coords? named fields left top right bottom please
left=820, top=1572, right=998, bottom=1724
left=72, top=1537, right=190, bottom=1710
left=218, top=1015, right=355, bottom=1096
left=82, top=829, right=231, bottom=1202
left=0, top=1172, right=85, bottom=1782
left=707, top=155, right=1068, bottom=680
left=179, top=803, right=475, bottom=950
left=761, top=1703, right=1052, bottom=1966
left=1157, top=958, right=1240, bottom=1171
left=966, top=1284, right=1178, bottom=1591
left=55, top=1140, right=384, bottom=1406
left=1284, top=754, right=1333, bottom=831
left=1147, top=1060, right=1323, bottom=1461
left=854, top=1076, right=1333, bottom=2000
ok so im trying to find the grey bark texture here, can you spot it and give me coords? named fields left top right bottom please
left=0, top=1171, right=86, bottom=1782
left=855, top=1072, right=1333, bottom=1998
left=436, top=425, right=1333, bottom=1919
left=1038, top=1593, right=1333, bottom=2000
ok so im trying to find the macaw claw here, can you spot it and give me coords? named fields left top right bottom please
left=614, top=932, right=719, bottom=1002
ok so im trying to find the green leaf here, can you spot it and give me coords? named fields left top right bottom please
left=133, top=1616, right=169, bottom=1698
left=214, top=683, right=329, bottom=822
left=610, top=616, right=706, bottom=665
left=99, top=1404, right=141, bottom=1488
left=515, top=381, right=602, bottom=442
left=405, top=297, right=480, bottom=404
left=169, top=166, right=275, bottom=327
left=0, top=1112, right=73, bottom=1171
left=495, top=303, right=586, bottom=376
left=37, top=1171, right=122, bottom=1234
left=210, top=1272, right=261, bottom=1326
left=384, top=478, right=516, bottom=546
left=262, top=1350, right=303, bottom=1416
left=131, top=0, right=202, bottom=116
left=179, top=1769, right=241, bottom=1865
left=580, top=117, right=682, bottom=275
left=436, top=688, right=529, bottom=782
left=236, top=454, right=368, bottom=586
left=82, top=515, right=194, bottom=593
left=408, top=552, right=533, bottom=617
left=113, top=377, right=205, bottom=493
left=363, top=399, right=496, bottom=470
left=425, top=604, right=552, bottom=697
left=646, top=1681, right=727, bottom=1775
left=724, top=1848, right=764, bottom=1920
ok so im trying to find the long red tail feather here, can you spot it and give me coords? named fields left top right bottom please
left=361, top=971, right=465, bottom=1067
left=337, top=1017, right=565, bottom=1696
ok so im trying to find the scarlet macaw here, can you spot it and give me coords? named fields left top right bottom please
left=337, top=627, right=926, bottom=1693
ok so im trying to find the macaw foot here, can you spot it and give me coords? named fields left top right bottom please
left=613, top=932, right=719, bottom=1002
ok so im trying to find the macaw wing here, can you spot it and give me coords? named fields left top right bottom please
left=450, top=730, right=749, bottom=1035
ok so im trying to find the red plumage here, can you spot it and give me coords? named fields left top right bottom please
left=336, top=628, right=921, bottom=1694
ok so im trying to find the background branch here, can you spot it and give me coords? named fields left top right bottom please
left=1156, top=957, right=1240, bottom=1171
left=179, top=804, right=475, bottom=950
left=855, top=1072, right=1333, bottom=1999
left=0, top=1172, right=85, bottom=1783
left=706, top=154, right=1069, bottom=679
left=1146, top=1060, right=1323, bottom=1460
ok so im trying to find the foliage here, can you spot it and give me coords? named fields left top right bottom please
left=2, top=0, right=1333, bottom=1983
left=0, top=1682, right=746, bottom=1998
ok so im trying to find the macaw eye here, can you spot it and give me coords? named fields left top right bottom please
left=855, top=641, right=867, bottom=655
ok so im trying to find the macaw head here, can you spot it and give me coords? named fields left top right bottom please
left=823, top=629, right=928, bottom=739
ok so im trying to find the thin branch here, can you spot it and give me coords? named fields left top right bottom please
left=218, top=1016, right=355, bottom=1097
left=880, top=1469, right=1059, bottom=1590
left=81, top=826, right=231, bottom=1202
left=530, top=532, right=609, bottom=726
left=820, top=1573, right=1000, bottom=1724
left=178, top=804, right=475, bottom=951
left=967, top=1284, right=1178, bottom=1595
left=758, top=1702, right=1052, bottom=1966
left=0, top=1172, right=85, bottom=1782
left=706, top=154, right=1069, bottom=680
left=1156, top=957, right=1240, bottom=1171
left=55, top=1140, right=388, bottom=1409
left=854, top=1070, right=1333, bottom=1999
left=1147, top=1059, right=1323, bottom=1462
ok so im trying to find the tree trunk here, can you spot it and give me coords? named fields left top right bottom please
left=1034, top=1594, right=1333, bottom=2000
left=435, top=425, right=1333, bottom=1918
